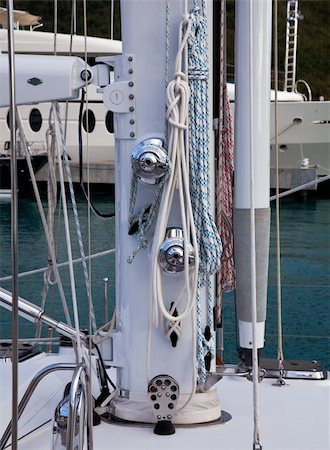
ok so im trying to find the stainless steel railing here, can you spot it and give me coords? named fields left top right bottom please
left=0, top=363, right=76, bottom=450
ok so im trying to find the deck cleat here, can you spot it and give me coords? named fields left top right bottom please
left=148, top=374, right=180, bottom=435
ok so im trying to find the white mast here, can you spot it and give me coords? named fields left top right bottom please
left=234, top=0, right=272, bottom=365
left=104, top=0, right=220, bottom=425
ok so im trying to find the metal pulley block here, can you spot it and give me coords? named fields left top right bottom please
left=148, top=374, right=180, bottom=435
left=131, top=138, right=169, bottom=184
left=159, top=228, right=195, bottom=273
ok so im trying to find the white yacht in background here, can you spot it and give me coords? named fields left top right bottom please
left=0, top=7, right=120, bottom=185
left=228, top=83, right=330, bottom=191
left=269, top=0, right=329, bottom=187
left=0, top=0, right=329, bottom=449
left=0, top=5, right=329, bottom=188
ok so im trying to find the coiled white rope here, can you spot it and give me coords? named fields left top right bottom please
left=148, top=1, right=221, bottom=389
left=93, top=311, right=116, bottom=345
left=146, top=3, right=199, bottom=410
left=150, top=12, right=199, bottom=330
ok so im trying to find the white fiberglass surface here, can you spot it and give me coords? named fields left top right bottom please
left=5, top=355, right=329, bottom=450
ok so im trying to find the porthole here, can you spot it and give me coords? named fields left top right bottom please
left=82, top=109, right=96, bottom=133
left=105, top=110, right=114, bottom=134
left=29, top=108, right=42, bottom=132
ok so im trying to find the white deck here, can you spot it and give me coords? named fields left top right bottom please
left=1, top=353, right=329, bottom=450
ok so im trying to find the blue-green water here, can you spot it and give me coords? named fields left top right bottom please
left=0, top=188, right=329, bottom=368
left=223, top=195, right=330, bottom=368
left=0, top=187, right=116, bottom=337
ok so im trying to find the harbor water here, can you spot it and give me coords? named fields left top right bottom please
left=0, top=186, right=329, bottom=368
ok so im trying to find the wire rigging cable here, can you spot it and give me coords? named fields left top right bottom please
left=36, top=114, right=59, bottom=339
left=274, top=0, right=286, bottom=384
left=248, top=2, right=261, bottom=448
left=0, top=249, right=115, bottom=282
left=78, top=89, right=115, bottom=219
left=54, top=102, right=97, bottom=333
left=15, top=109, right=72, bottom=327
left=53, top=102, right=83, bottom=362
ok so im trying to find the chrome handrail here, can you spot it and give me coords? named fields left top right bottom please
left=0, top=287, right=87, bottom=344
left=0, top=363, right=76, bottom=450
left=67, top=363, right=94, bottom=450
left=68, top=364, right=85, bottom=450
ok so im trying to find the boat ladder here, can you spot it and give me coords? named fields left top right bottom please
left=284, top=0, right=303, bottom=92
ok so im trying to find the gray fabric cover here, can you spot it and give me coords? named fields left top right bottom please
left=233, top=208, right=270, bottom=322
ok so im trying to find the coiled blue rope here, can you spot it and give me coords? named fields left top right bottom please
left=187, top=2, right=222, bottom=383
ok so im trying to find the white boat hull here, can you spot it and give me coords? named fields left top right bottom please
left=270, top=101, right=330, bottom=175
left=1, top=95, right=329, bottom=184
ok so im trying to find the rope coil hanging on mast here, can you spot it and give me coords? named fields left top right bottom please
left=148, top=0, right=222, bottom=386
left=147, top=2, right=200, bottom=406
left=150, top=10, right=198, bottom=328
left=187, top=0, right=222, bottom=384
left=214, top=0, right=235, bottom=365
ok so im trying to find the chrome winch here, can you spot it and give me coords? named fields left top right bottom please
left=159, top=228, right=195, bottom=273
left=131, top=138, right=169, bottom=184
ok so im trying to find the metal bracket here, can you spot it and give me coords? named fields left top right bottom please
left=103, top=81, right=134, bottom=114
left=97, top=54, right=136, bottom=140
left=118, top=388, right=130, bottom=399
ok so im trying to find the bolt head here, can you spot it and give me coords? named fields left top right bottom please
left=80, top=69, right=92, bottom=82
left=129, top=106, right=134, bottom=112
left=130, top=132, right=135, bottom=138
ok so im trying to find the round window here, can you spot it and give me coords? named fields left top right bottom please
left=82, top=109, right=96, bottom=133
left=29, top=108, right=42, bottom=132
left=6, top=110, right=10, bottom=129
left=105, top=110, right=114, bottom=134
